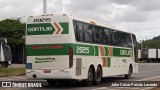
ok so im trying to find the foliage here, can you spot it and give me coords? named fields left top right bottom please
left=153, top=36, right=160, bottom=40
left=141, top=36, right=160, bottom=48
left=0, top=18, right=25, bottom=48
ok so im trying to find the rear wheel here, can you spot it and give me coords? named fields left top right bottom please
left=94, top=66, right=102, bottom=85
left=84, top=67, right=94, bottom=86
left=124, top=66, right=132, bottom=79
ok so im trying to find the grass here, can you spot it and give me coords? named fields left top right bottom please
left=0, top=68, right=26, bottom=77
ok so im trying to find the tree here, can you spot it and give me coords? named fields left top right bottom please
left=0, top=18, right=25, bottom=48
left=142, top=40, right=160, bottom=48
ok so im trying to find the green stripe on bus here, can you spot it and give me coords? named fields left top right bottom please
left=27, top=44, right=70, bottom=56
left=105, top=47, right=109, bottom=56
left=113, top=48, right=131, bottom=57
left=26, top=43, right=132, bottom=57
left=60, top=22, right=69, bottom=34
left=107, top=57, right=111, bottom=67
left=72, top=44, right=94, bottom=56
left=94, top=46, right=99, bottom=56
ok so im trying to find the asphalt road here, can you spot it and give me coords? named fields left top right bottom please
left=1, top=63, right=160, bottom=90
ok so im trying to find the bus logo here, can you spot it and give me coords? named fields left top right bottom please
left=76, top=46, right=89, bottom=54
left=27, top=22, right=69, bottom=35
left=34, top=18, right=51, bottom=22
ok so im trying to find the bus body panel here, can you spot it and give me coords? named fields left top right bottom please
left=27, top=56, right=69, bottom=70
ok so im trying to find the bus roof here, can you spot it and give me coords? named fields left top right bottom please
left=28, top=13, right=135, bottom=35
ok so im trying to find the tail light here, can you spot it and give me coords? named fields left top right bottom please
left=32, top=46, right=41, bottom=49
left=69, top=47, right=73, bottom=68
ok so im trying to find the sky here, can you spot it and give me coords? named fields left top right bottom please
left=0, top=0, right=160, bottom=41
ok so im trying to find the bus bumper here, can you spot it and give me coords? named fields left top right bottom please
left=26, top=69, right=75, bottom=79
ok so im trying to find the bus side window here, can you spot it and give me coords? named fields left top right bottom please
left=110, top=30, right=118, bottom=46
left=102, top=28, right=110, bottom=45
left=117, top=32, right=123, bottom=46
left=83, top=23, right=93, bottom=42
left=118, top=32, right=132, bottom=47
left=125, top=33, right=132, bottom=48
left=109, top=29, right=115, bottom=45
left=73, top=20, right=80, bottom=41
left=77, top=22, right=85, bottom=41
left=93, top=26, right=102, bottom=43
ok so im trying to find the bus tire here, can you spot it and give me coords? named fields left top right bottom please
left=94, top=66, right=102, bottom=85
left=47, top=79, right=57, bottom=86
left=124, top=65, right=132, bottom=79
left=84, top=67, right=94, bottom=86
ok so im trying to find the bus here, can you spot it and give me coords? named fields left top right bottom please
left=26, top=14, right=138, bottom=86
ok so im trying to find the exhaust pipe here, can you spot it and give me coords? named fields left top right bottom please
left=32, top=74, right=37, bottom=78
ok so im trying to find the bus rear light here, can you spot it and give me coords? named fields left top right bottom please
left=69, top=47, right=73, bottom=68
left=43, top=70, right=51, bottom=73
left=32, top=45, right=63, bottom=49
left=52, top=46, right=63, bottom=49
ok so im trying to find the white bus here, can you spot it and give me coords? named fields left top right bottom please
left=26, top=14, right=138, bottom=86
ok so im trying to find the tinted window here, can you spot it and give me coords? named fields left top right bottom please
left=102, top=28, right=110, bottom=44
left=118, top=32, right=132, bottom=47
left=83, top=23, right=93, bottom=42
left=77, top=22, right=85, bottom=41
left=73, top=20, right=93, bottom=42
left=93, top=26, right=102, bottom=43
left=109, top=30, right=132, bottom=47
left=73, top=20, right=133, bottom=48
left=125, top=33, right=132, bottom=47
left=110, top=30, right=118, bottom=45
left=73, top=21, right=79, bottom=41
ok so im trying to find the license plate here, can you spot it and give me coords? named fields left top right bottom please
left=43, top=70, right=51, bottom=73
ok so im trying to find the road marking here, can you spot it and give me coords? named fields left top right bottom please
left=92, top=76, right=160, bottom=90
left=136, top=76, right=160, bottom=81
left=138, top=69, right=160, bottom=73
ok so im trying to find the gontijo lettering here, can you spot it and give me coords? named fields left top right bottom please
left=120, top=50, right=130, bottom=56
left=28, top=27, right=52, bottom=32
